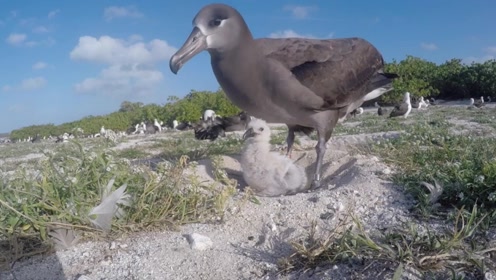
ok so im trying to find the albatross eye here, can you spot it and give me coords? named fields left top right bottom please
left=210, top=18, right=222, bottom=27
left=259, top=127, right=264, bottom=131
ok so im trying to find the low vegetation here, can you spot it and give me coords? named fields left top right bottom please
left=9, top=89, right=242, bottom=141
left=0, top=137, right=241, bottom=270
left=152, top=136, right=243, bottom=162
left=280, top=207, right=494, bottom=279
left=384, top=56, right=496, bottom=103
left=278, top=106, right=496, bottom=278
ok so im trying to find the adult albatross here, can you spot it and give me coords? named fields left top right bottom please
left=389, top=92, right=412, bottom=118
left=169, top=3, right=398, bottom=189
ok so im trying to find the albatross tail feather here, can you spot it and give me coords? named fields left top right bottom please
left=370, top=72, right=399, bottom=89
left=384, top=73, right=399, bottom=79
left=362, top=72, right=399, bottom=102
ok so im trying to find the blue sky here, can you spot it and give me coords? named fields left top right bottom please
left=1, top=1, right=495, bottom=133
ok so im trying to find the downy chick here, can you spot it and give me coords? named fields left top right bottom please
left=240, top=119, right=308, bottom=197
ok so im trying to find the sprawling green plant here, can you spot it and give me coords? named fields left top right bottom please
left=0, top=140, right=238, bottom=268
left=9, top=89, right=241, bottom=140
left=366, top=118, right=496, bottom=222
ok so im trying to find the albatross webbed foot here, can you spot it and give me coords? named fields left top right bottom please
left=310, top=174, right=322, bottom=190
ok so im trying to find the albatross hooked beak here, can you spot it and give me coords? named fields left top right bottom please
left=169, top=26, right=208, bottom=74
left=242, top=127, right=255, bottom=140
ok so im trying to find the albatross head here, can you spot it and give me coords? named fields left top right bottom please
left=242, top=118, right=271, bottom=142
left=170, top=4, right=251, bottom=74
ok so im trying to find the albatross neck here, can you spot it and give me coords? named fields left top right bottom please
left=209, top=37, right=266, bottom=111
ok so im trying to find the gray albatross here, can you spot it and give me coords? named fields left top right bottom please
left=169, top=3, right=399, bottom=189
left=194, top=111, right=251, bottom=141
left=473, top=97, right=485, bottom=109
left=389, top=92, right=412, bottom=118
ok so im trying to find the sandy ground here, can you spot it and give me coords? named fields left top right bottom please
left=1, top=103, right=495, bottom=280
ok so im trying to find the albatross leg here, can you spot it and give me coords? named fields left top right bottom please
left=311, top=111, right=339, bottom=190
left=311, top=132, right=327, bottom=189
left=285, top=126, right=296, bottom=159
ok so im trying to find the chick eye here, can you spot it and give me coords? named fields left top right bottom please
left=259, top=127, right=264, bottom=131
left=210, top=18, right=222, bottom=27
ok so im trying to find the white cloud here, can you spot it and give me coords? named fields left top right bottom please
left=33, top=25, right=50, bottom=33
left=463, top=55, right=495, bottom=64
left=485, top=46, right=496, bottom=54
left=70, top=35, right=176, bottom=65
left=420, top=42, right=438, bottom=51
left=20, top=77, right=46, bottom=91
left=32, top=62, right=48, bottom=70
left=8, top=11, right=18, bottom=20
left=70, top=35, right=177, bottom=96
left=8, top=104, right=26, bottom=113
left=75, top=64, right=164, bottom=95
left=104, top=6, right=144, bottom=21
left=6, top=33, right=27, bottom=45
left=25, top=37, right=56, bottom=47
left=20, top=17, right=36, bottom=27
left=2, top=77, right=46, bottom=92
left=283, top=5, right=317, bottom=19
left=128, top=34, right=144, bottom=42
left=5, top=33, right=54, bottom=47
left=269, top=29, right=304, bottom=38
left=48, top=9, right=60, bottom=19
left=268, top=29, right=334, bottom=39
left=463, top=46, right=496, bottom=64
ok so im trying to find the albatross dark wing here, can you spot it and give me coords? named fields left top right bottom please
left=194, top=118, right=225, bottom=141
left=256, top=37, right=396, bottom=108
left=389, top=103, right=408, bottom=118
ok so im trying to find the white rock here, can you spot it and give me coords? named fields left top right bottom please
left=382, top=167, right=392, bottom=175
left=486, top=271, right=496, bottom=280
left=186, top=233, right=213, bottom=251
left=76, top=275, right=93, bottom=280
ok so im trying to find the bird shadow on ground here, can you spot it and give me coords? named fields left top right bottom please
left=326, top=158, right=360, bottom=190
left=196, top=154, right=250, bottom=191
left=0, top=234, right=65, bottom=280
left=195, top=151, right=360, bottom=195
left=298, top=152, right=356, bottom=193
left=132, top=150, right=360, bottom=196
